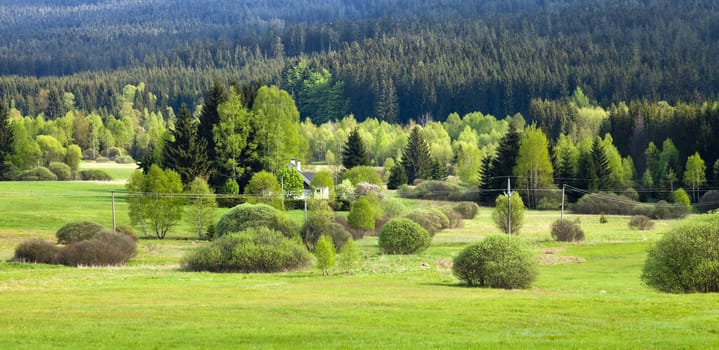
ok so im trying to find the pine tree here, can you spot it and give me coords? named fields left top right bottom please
left=0, top=102, right=13, bottom=180
left=430, top=158, right=448, bottom=181
left=342, top=128, right=369, bottom=169
left=402, top=126, right=432, bottom=184
left=478, top=154, right=493, bottom=202
left=162, top=104, right=210, bottom=186
left=198, top=79, right=228, bottom=189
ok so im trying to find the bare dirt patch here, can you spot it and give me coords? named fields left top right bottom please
left=539, top=248, right=586, bottom=265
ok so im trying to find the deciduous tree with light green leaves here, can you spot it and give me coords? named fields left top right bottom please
left=315, top=235, right=336, bottom=276
left=126, top=165, right=184, bottom=239
left=185, top=177, right=217, bottom=239
left=245, top=170, right=284, bottom=210
left=513, top=125, right=553, bottom=208
left=493, top=192, right=525, bottom=234
left=683, top=152, right=706, bottom=202
left=213, top=87, right=251, bottom=185
left=252, top=86, right=302, bottom=172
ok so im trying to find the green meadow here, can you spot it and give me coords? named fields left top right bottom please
left=0, top=180, right=718, bottom=349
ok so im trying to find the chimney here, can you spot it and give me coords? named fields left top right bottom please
left=290, top=158, right=296, bottom=168
left=297, top=161, right=302, bottom=172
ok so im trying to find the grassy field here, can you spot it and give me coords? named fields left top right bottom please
left=0, top=181, right=718, bottom=349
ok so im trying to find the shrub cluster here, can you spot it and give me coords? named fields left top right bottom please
left=354, top=182, right=383, bottom=199
left=183, top=227, right=312, bottom=273
left=453, top=235, right=537, bottom=289
left=79, top=169, right=112, bottom=181
left=629, top=215, right=654, bottom=231
left=215, top=203, right=297, bottom=239
left=574, top=193, right=637, bottom=215
left=380, top=197, right=408, bottom=218
left=642, top=215, right=719, bottom=293
left=550, top=219, right=585, bottom=242
left=18, top=167, right=58, bottom=181
left=398, top=180, right=465, bottom=201
left=453, top=202, right=479, bottom=220
left=403, top=208, right=450, bottom=236
left=13, top=231, right=136, bottom=267
left=56, top=221, right=105, bottom=244
left=439, top=206, right=464, bottom=229
left=60, top=232, right=137, bottom=266
left=378, top=218, right=431, bottom=254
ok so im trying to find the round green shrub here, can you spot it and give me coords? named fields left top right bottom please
left=454, top=202, right=479, bottom=219
left=575, top=192, right=637, bottom=215
left=453, top=235, right=537, bottom=289
left=654, top=200, right=672, bottom=219
left=183, top=227, right=312, bottom=273
left=60, top=233, right=137, bottom=266
left=216, top=203, right=296, bottom=239
left=439, top=206, right=463, bottom=229
left=347, top=196, right=376, bottom=231
left=698, top=190, right=719, bottom=213
left=629, top=215, right=654, bottom=231
left=12, top=239, right=61, bottom=264
left=403, top=208, right=450, bottom=235
left=378, top=218, right=431, bottom=254
left=114, top=155, right=134, bottom=164
left=342, top=166, right=383, bottom=186
left=56, top=221, right=106, bottom=244
left=642, top=216, right=719, bottom=293
left=550, top=219, right=585, bottom=242
left=49, top=162, right=72, bottom=180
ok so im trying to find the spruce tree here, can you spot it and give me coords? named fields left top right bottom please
left=478, top=155, right=494, bottom=202
left=342, top=128, right=369, bottom=169
left=430, top=158, right=448, bottom=181
left=591, top=137, right=612, bottom=191
left=485, top=123, right=522, bottom=198
left=162, top=104, right=210, bottom=186
left=387, top=162, right=407, bottom=190
left=402, top=126, right=432, bottom=184
left=0, top=102, right=13, bottom=180
left=198, top=79, right=228, bottom=189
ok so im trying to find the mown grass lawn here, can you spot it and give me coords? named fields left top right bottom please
left=0, top=181, right=717, bottom=349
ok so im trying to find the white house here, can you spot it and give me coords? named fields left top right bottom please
left=288, top=158, right=329, bottom=200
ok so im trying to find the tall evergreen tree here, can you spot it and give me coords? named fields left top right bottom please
left=591, top=137, right=612, bottom=191
left=477, top=154, right=493, bottom=201
left=162, top=104, right=210, bottom=186
left=45, top=89, right=64, bottom=120
left=402, top=126, right=432, bottom=184
left=484, top=122, right=522, bottom=201
left=0, top=102, right=13, bottom=180
left=387, top=162, right=407, bottom=190
left=342, top=128, right=369, bottom=169
left=198, top=79, right=228, bottom=188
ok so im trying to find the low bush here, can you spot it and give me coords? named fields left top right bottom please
left=439, top=206, right=463, bottom=229
left=653, top=200, right=672, bottom=219
left=453, top=202, right=479, bottom=219
left=60, top=232, right=137, bottom=266
left=698, top=190, right=719, bottom=213
left=12, top=239, right=61, bottom=264
left=18, top=167, right=58, bottom=181
left=215, top=203, right=297, bottom=239
left=398, top=180, right=464, bottom=201
left=453, top=235, right=538, bottom=289
left=114, top=155, right=134, bottom=164
left=629, top=215, right=654, bottom=231
left=403, top=208, right=450, bottom=236
left=622, top=188, right=640, bottom=202
left=333, top=214, right=365, bottom=240
left=48, top=162, right=72, bottom=180
left=354, top=182, right=383, bottom=199
left=642, top=215, right=719, bottom=293
left=574, top=192, right=637, bottom=215
left=79, top=169, right=112, bottom=181
left=347, top=196, right=377, bottom=232
left=182, top=227, right=312, bottom=273
left=56, top=221, right=105, bottom=244
left=378, top=218, right=431, bottom=254
left=632, top=204, right=654, bottom=217
left=380, top=198, right=407, bottom=218
left=599, top=213, right=608, bottom=224
left=115, top=225, right=139, bottom=241
left=342, top=166, right=383, bottom=186
left=550, top=219, right=585, bottom=242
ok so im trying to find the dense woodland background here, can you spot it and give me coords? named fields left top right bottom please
left=2, top=0, right=719, bottom=203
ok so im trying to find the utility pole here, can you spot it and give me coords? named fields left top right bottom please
left=561, top=184, right=566, bottom=221
left=504, top=177, right=512, bottom=235
left=111, top=190, right=116, bottom=232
